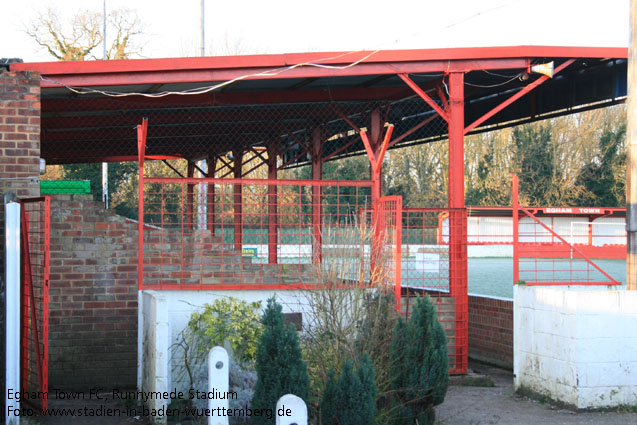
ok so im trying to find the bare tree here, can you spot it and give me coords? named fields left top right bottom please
left=26, top=7, right=143, bottom=61
left=104, top=8, right=143, bottom=59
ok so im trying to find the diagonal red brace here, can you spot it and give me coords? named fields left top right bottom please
left=375, top=124, right=394, bottom=172
left=464, top=59, right=576, bottom=134
left=398, top=73, right=449, bottom=122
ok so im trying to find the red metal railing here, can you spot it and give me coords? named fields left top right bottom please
left=401, top=207, right=468, bottom=374
left=139, top=177, right=373, bottom=290
left=465, top=206, right=626, bottom=260
left=19, top=197, right=50, bottom=413
left=511, top=175, right=620, bottom=286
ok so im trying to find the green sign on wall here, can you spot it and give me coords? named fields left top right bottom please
left=41, top=180, right=91, bottom=195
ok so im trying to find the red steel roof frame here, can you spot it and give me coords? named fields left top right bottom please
left=11, top=46, right=628, bottom=88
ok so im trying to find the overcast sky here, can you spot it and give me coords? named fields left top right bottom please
left=0, top=0, right=630, bottom=63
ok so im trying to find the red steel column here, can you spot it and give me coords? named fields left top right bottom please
left=268, top=143, right=278, bottom=264
left=368, top=108, right=384, bottom=282
left=137, top=119, right=147, bottom=290
left=448, top=71, right=468, bottom=374
left=449, top=73, right=465, bottom=210
left=233, top=150, right=243, bottom=253
left=371, top=159, right=382, bottom=280
left=312, top=128, right=323, bottom=263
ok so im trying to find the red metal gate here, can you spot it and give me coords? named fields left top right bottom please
left=376, top=196, right=403, bottom=310
left=19, top=197, right=50, bottom=412
left=401, top=208, right=468, bottom=374
left=511, top=175, right=620, bottom=286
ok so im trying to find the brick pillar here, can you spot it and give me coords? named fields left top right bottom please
left=0, top=69, right=41, bottom=413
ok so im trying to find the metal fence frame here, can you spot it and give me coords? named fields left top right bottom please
left=19, top=197, right=50, bottom=413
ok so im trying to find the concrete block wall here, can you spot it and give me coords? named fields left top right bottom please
left=48, top=194, right=138, bottom=390
left=514, top=285, right=637, bottom=409
left=1, top=69, right=41, bottom=415
left=468, top=294, right=513, bottom=369
left=141, top=291, right=169, bottom=425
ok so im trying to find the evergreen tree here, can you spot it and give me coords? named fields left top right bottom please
left=320, top=356, right=377, bottom=425
left=320, top=369, right=339, bottom=424
left=251, top=297, right=309, bottom=425
left=62, top=161, right=137, bottom=212
left=356, top=354, right=377, bottom=425
left=388, top=296, right=448, bottom=425
left=513, top=123, right=560, bottom=205
left=336, top=360, right=360, bottom=425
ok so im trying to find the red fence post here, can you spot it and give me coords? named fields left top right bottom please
left=312, top=128, right=323, bottom=264
left=19, top=198, right=50, bottom=412
left=512, top=174, right=520, bottom=284
left=394, top=197, right=403, bottom=313
left=187, top=161, right=195, bottom=230
left=207, top=155, right=216, bottom=235
left=268, top=143, right=278, bottom=264
left=20, top=208, right=30, bottom=395
left=234, top=150, right=244, bottom=253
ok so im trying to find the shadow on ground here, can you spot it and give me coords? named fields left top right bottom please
left=436, top=361, right=637, bottom=425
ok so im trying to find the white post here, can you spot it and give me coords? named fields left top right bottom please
left=276, top=394, right=307, bottom=425
left=102, top=162, right=108, bottom=209
left=5, top=201, right=21, bottom=425
left=102, top=0, right=109, bottom=209
left=208, top=346, right=229, bottom=425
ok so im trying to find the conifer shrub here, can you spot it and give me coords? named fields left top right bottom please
left=251, top=297, right=309, bottom=425
left=320, top=355, right=377, bottom=425
left=388, top=295, right=448, bottom=425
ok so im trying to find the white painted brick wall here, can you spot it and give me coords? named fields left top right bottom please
left=514, top=285, right=637, bottom=409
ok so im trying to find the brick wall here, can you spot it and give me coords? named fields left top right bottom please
left=1, top=70, right=41, bottom=413
left=49, top=194, right=138, bottom=390
left=468, top=294, right=513, bottom=369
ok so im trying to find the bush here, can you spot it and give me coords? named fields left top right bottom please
left=388, top=295, right=448, bottom=425
left=320, top=355, right=376, bottom=425
left=171, top=298, right=263, bottom=424
left=188, top=298, right=263, bottom=365
left=251, top=297, right=309, bottom=425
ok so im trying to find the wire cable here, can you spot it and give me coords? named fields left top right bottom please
left=464, top=74, right=523, bottom=88
left=40, top=50, right=380, bottom=98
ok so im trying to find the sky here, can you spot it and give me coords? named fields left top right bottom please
left=0, top=0, right=630, bottom=63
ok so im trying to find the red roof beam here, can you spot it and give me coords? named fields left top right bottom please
left=32, top=58, right=532, bottom=88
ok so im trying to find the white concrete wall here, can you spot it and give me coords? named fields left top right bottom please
left=140, top=290, right=312, bottom=397
left=514, top=285, right=637, bottom=409
left=141, top=291, right=170, bottom=425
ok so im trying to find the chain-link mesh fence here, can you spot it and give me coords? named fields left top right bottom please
left=42, top=95, right=448, bottom=165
